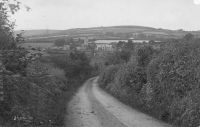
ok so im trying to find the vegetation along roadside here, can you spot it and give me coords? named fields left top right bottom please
left=98, top=34, right=200, bottom=127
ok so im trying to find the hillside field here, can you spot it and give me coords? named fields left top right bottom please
left=20, top=42, right=54, bottom=49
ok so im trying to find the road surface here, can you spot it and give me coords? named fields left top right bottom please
left=65, top=77, right=173, bottom=127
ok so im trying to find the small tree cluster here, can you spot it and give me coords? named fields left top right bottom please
left=0, top=0, right=21, bottom=49
left=50, top=51, right=93, bottom=86
left=54, top=39, right=66, bottom=47
left=99, top=34, right=200, bottom=127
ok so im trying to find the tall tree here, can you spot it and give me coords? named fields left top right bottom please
left=183, top=33, right=194, bottom=42
left=0, top=0, right=21, bottom=49
left=54, top=39, right=66, bottom=47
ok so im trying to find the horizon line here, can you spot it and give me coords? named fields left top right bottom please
left=14, top=25, right=200, bottom=32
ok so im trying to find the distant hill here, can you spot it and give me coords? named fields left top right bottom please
left=16, top=26, right=200, bottom=41
left=15, top=30, right=63, bottom=37
left=59, top=26, right=200, bottom=37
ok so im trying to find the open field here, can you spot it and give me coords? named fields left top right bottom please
left=20, top=42, right=54, bottom=49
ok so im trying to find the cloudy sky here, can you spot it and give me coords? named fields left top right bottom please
left=13, top=0, right=200, bottom=30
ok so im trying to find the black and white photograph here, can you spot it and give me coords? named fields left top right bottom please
left=1, top=0, right=200, bottom=127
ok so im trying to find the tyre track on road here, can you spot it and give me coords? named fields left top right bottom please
left=66, top=78, right=173, bottom=127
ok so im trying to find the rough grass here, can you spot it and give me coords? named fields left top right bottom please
left=20, top=42, right=54, bottom=49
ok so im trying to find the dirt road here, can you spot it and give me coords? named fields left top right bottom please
left=66, top=78, right=173, bottom=127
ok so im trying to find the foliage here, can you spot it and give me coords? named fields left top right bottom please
left=122, top=39, right=135, bottom=51
left=2, top=49, right=29, bottom=75
left=98, top=38, right=200, bottom=127
left=65, top=51, right=92, bottom=80
left=146, top=41, right=200, bottom=124
left=0, top=1, right=69, bottom=127
left=182, top=33, right=194, bottom=42
left=98, top=65, right=119, bottom=89
left=87, top=42, right=97, bottom=53
left=137, top=45, right=155, bottom=67
left=0, top=0, right=21, bottom=49
left=100, top=62, right=147, bottom=102
left=103, top=50, right=131, bottom=66
left=1, top=61, right=67, bottom=127
left=116, top=41, right=125, bottom=50
left=50, top=51, right=93, bottom=85
left=98, top=44, right=152, bottom=106
left=54, top=39, right=66, bottom=47
left=169, top=89, right=200, bottom=127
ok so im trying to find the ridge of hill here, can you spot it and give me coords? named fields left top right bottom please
left=15, top=29, right=63, bottom=37
left=16, top=25, right=200, bottom=40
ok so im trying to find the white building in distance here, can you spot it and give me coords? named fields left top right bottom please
left=95, top=43, right=113, bottom=51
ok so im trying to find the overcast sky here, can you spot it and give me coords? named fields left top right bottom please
left=13, top=0, right=200, bottom=30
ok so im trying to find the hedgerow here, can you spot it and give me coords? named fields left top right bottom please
left=98, top=65, right=119, bottom=89
left=146, top=41, right=200, bottom=125
left=98, top=39, right=200, bottom=127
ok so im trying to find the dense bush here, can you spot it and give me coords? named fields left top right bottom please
left=50, top=51, right=93, bottom=85
left=102, top=51, right=128, bottom=66
left=104, top=63, right=147, bottom=105
left=169, top=89, right=200, bottom=127
left=0, top=61, right=67, bottom=127
left=98, top=65, right=119, bottom=89
left=0, top=0, right=22, bottom=49
left=1, top=1, right=73, bottom=126
left=98, top=39, right=200, bottom=127
left=137, top=46, right=155, bottom=67
left=2, top=49, right=29, bottom=75
left=146, top=41, right=200, bottom=125
left=54, top=39, right=66, bottom=47
left=99, top=45, right=154, bottom=96
left=64, top=51, right=92, bottom=80
left=36, top=52, right=94, bottom=126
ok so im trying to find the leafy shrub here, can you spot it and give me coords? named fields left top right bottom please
left=99, top=39, right=200, bottom=127
left=98, top=65, right=119, bottom=89
left=98, top=45, right=154, bottom=105
left=2, top=49, right=28, bottom=75
left=0, top=0, right=20, bottom=50
left=137, top=45, right=155, bottom=67
left=1, top=1, right=70, bottom=126
left=50, top=51, right=93, bottom=85
left=170, top=89, right=200, bottom=127
left=146, top=41, right=200, bottom=124
left=99, top=61, right=147, bottom=106
left=103, top=51, right=131, bottom=66
left=54, top=39, right=66, bottom=47
left=0, top=63, right=67, bottom=127
left=112, top=63, right=146, bottom=103
left=28, top=76, right=66, bottom=126
left=65, top=51, right=92, bottom=80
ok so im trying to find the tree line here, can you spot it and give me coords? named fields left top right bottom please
left=98, top=34, right=200, bottom=127
left=0, top=1, right=94, bottom=126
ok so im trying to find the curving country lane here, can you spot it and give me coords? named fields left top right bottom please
left=65, top=77, right=173, bottom=127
